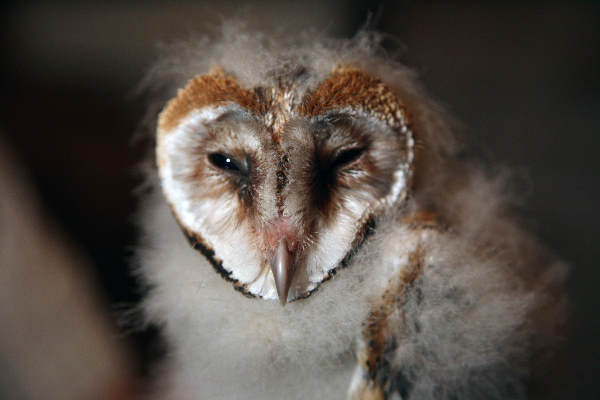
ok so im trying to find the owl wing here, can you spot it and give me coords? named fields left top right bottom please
left=348, top=212, right=439, bottom=400
left=347, top=212, right=547, bottom=400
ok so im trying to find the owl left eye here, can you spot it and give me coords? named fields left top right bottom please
left=330, top=147, right=365, bottom=169
left=208, top=153, right=241, bottom=172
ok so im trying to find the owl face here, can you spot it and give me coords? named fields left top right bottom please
left=156, top=66, right=414, bottom=305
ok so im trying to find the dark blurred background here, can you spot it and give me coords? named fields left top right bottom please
left=0, top=0, right=598, bottom=398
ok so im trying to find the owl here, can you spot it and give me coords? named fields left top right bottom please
left=136, top=25, right=567, bottom=400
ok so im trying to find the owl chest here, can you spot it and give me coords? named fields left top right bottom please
left=150, top=201, right=432, bottom=399
left=168, top=306, right=359, bottom=399
left=168, top=243, right=426, bottom=400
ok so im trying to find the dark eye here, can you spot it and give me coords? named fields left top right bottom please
left=208, top=153, right=241, bottom=172
left=330, top=147, right=365, bottom=169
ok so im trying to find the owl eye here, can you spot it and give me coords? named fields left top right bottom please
left=330, top=147, right=365, bottom=169
left=208, top=153, right=241, bottom=172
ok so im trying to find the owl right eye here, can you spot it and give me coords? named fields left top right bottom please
left=208, top=153, right=241, bottom=172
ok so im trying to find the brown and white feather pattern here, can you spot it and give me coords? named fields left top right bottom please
left=156, top=65, right=414, bottom=301
left=137, top=27, right=567, bottom=400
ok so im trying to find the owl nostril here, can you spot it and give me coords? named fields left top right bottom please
left=264, top=216, right=302, bottom=253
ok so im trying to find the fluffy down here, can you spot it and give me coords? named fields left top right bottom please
left=135, top=23, right=567, bottom=399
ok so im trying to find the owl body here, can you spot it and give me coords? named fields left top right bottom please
left=137, top=26, right=566, bottom=399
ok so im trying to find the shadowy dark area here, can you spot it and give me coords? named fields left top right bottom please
left=0, top=0, right=598, bottom=397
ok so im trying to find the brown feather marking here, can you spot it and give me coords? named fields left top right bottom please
left=158, top=67, right=267, bottom=133
left=298, top=66, right=411, bottom=130
left=355, top=384, right=385, bottom=400
left=361, top=246, right=423, bottom=379
left=401, top=210, right=445, bottom=231
left=353, top=246, right=424, bottom=400
left=356, top=213, right=443, bottom=399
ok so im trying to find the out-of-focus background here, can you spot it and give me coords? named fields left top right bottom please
left=0, top=1, right=598, bottom=398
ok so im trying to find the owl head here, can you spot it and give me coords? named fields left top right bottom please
left=155, top=37, right=424, bottom=305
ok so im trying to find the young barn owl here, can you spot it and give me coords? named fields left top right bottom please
left=136, top=26, right=567, bottom=400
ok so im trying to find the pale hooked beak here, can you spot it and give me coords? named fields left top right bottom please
left=270, top=239, right=296, bottom=306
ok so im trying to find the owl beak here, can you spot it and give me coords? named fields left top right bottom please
left=270, top=239, right=295, bottom=306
